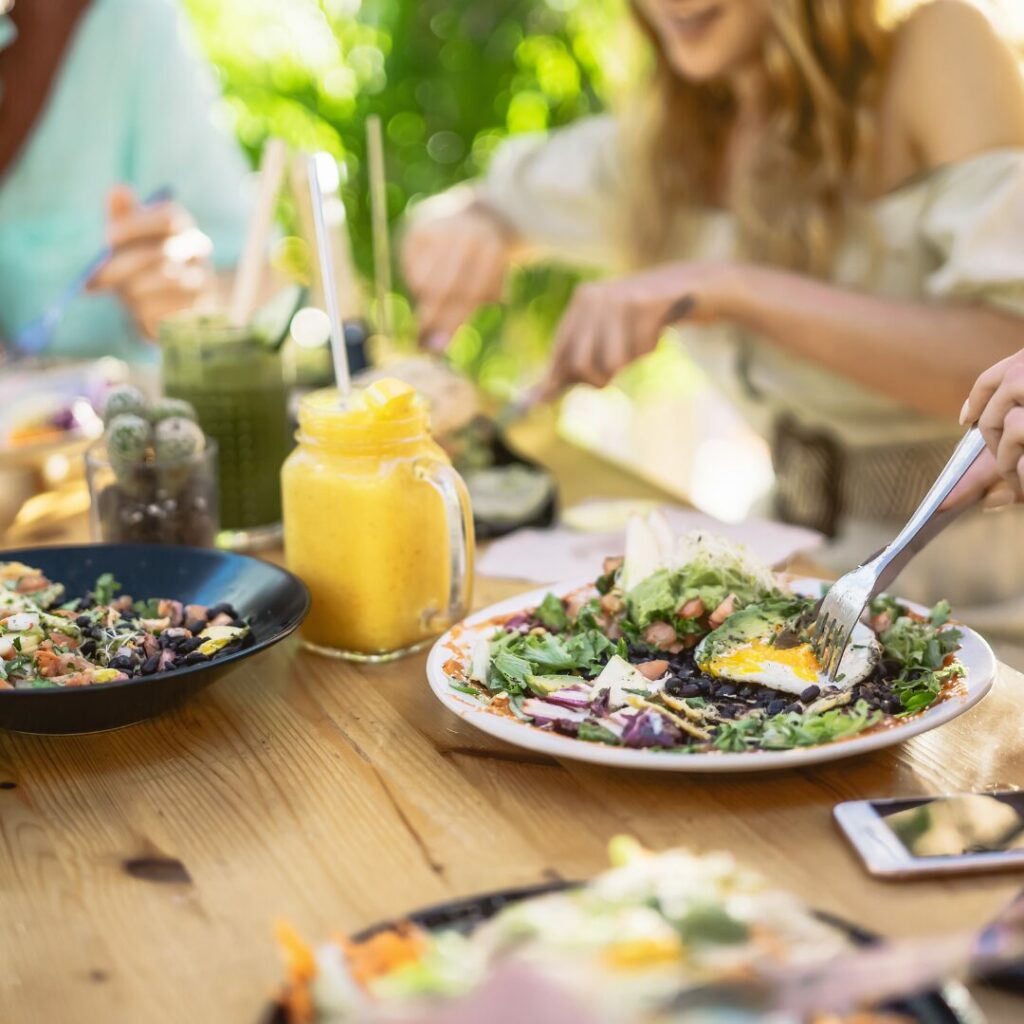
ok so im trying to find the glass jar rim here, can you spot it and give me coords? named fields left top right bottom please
left=296, top=387, right=430, bottom=449
left=158, top=311, right=262, bottom=346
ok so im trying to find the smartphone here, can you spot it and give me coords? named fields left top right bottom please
left=835, top=792, right=1024, bottom=878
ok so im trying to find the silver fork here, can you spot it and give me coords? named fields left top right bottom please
left=813, top=426, right=986, bottom=680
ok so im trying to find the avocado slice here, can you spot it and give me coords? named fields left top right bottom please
left=526, top=673, right=586, bottom=696
left=695, top=602, right=796, bottom=668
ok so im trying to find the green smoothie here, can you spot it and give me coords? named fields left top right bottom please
left=160, top=314, right=291, bottom=533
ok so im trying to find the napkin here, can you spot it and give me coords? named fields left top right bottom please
left=477, top=504, right=822, bottom=583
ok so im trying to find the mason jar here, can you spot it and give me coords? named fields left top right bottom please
left=282, top=383, right=474, bottom=661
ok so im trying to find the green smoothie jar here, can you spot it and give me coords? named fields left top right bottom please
left=160, top=313, right=291, bottom=548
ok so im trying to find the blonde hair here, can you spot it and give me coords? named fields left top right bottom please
left=626, top=0, right=893, bottom=274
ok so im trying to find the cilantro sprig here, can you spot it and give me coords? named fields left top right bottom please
left=871, top=597, right=964, bottom=715
left=714, top=701, right=881, bottom=753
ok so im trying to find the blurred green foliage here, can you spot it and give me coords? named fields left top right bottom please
left=184, top=0, right=627, bottom=393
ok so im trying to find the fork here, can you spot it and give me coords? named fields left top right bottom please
left=812, top=426, right=986, bottom=681
left=11, top=186, right=172, bottom=358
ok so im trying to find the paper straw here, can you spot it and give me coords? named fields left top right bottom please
left=229, top=138, right=288, bottom=327
left=366, top=115, right=393, bottom=341
left=306, top=153, right=350, bottom=397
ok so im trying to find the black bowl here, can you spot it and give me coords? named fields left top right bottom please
left=0, top=543, right=309, bottom=734
left=260, top=882, right=977, bottom=1024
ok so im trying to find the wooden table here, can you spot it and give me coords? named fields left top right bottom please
left=2, top=425, right=1023, bottom=1024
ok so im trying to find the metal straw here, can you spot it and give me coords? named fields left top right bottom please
left=306, top=153, right=350, bottom=397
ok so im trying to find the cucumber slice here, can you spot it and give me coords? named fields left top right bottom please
left=251, top=284, right=308, bottom=350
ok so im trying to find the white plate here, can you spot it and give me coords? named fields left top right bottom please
left=426, top=578, right=997, bottom=773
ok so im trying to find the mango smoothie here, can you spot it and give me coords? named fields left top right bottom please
left=282, top=380, right=474, bottom=659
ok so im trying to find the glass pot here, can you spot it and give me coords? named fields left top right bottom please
left=86, top=439, right=219, bottom=547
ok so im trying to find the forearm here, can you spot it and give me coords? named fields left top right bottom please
left=725, top=265, right=1024, bottom=420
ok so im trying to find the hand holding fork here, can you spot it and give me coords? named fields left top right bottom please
left=812, top=426, right=987, bottom=680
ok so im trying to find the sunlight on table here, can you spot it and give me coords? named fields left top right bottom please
left=557, top=344, right=774, bottom=523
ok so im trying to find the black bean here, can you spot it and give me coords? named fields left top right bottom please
left=79, top=641, right=96, bottom=658
left=141, top=654, right=161, bottom=675
left=800, top=684, right=821, bottom=703
left=109, top=654, right=135, bottom=671
left=178, top=637, right=203, bottom=655
left=881, top=698, right=901, bottom=715
left=738, top=685, right=759, bottom=700
left=784, top=702, right=802, bottom=714
left=680, top=681, right=702, bottom=697
left=183, top=651, right=209, bottom=666
left=767, top=698, right=788, bottom=716
left=206, top=603, right=235, bottom=619
left=75, top=615, right=92, bottom=628
left=717, top=703, right=744, bottom=719
left=88, top=626, right=105, bottom=641
left=663, top=676, right=684, bottom=696
left=158, top=633, right=176, bottom=649
left=185, top=619, right=206, bottom=636
left=713, top=682, right=737, bottom=698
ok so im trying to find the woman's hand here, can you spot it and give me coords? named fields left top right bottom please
left=539, top=261, right=740, bottom=397
left=401, top=202, right=514, bottom=352
left=943, top=349, right=1024, bottom=510
left=89, top=185, right=214, bottom=340
left=943, top=449, right=1020, bottom=511
left=959, top=348, right=1024, bottom=496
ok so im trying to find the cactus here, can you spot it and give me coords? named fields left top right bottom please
left=95, top=401, right=213, bottom=544
left=104, top=414, right=152, bottom=496
left=154, top=417, right=205, bottom=464
left=148, top=397, right=198, bottom=425
left=102, top=385, right=147, bottom=425
left=105, top=414, right=151, bottom=465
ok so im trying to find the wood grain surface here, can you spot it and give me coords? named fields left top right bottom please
left=2, top=424, right=1023, bottom=1024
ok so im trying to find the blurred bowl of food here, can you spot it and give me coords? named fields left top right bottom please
left=0, top=358, right=135, bottom=532
left=0, top=357, right=130, bottom=473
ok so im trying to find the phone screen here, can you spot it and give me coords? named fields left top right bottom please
left=876, top=793, right=1024, bottom=858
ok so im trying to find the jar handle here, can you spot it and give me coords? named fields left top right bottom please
left=416, top=460, right=474, bottom=629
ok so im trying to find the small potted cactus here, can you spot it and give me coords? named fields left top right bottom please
left=85, top=386, right=219, bottom=547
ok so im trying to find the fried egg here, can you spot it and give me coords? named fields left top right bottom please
left=697, top=620, right=880, bottom=696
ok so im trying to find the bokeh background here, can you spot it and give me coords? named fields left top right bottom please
left=182, top=0, right=1024, bottom=520
left=185, top=0, right=632, bottom=393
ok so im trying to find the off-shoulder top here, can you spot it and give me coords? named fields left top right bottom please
left=479, top=115, right=1024, bottom=450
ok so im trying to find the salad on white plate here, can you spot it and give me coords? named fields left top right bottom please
left=435, top=512, right=974, bottom=758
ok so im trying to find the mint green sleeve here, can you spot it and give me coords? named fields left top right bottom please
left=124, top=0, right=251, bottom=268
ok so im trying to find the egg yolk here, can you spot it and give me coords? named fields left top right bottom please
left=709, top=639, right=820, bottom=683
left=602, top=935, right=683, bottom=969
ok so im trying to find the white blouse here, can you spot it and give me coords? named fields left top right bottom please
left=480, top=115, right=1024, bottom=448
left=479, top=117, right=1024, bottom=643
